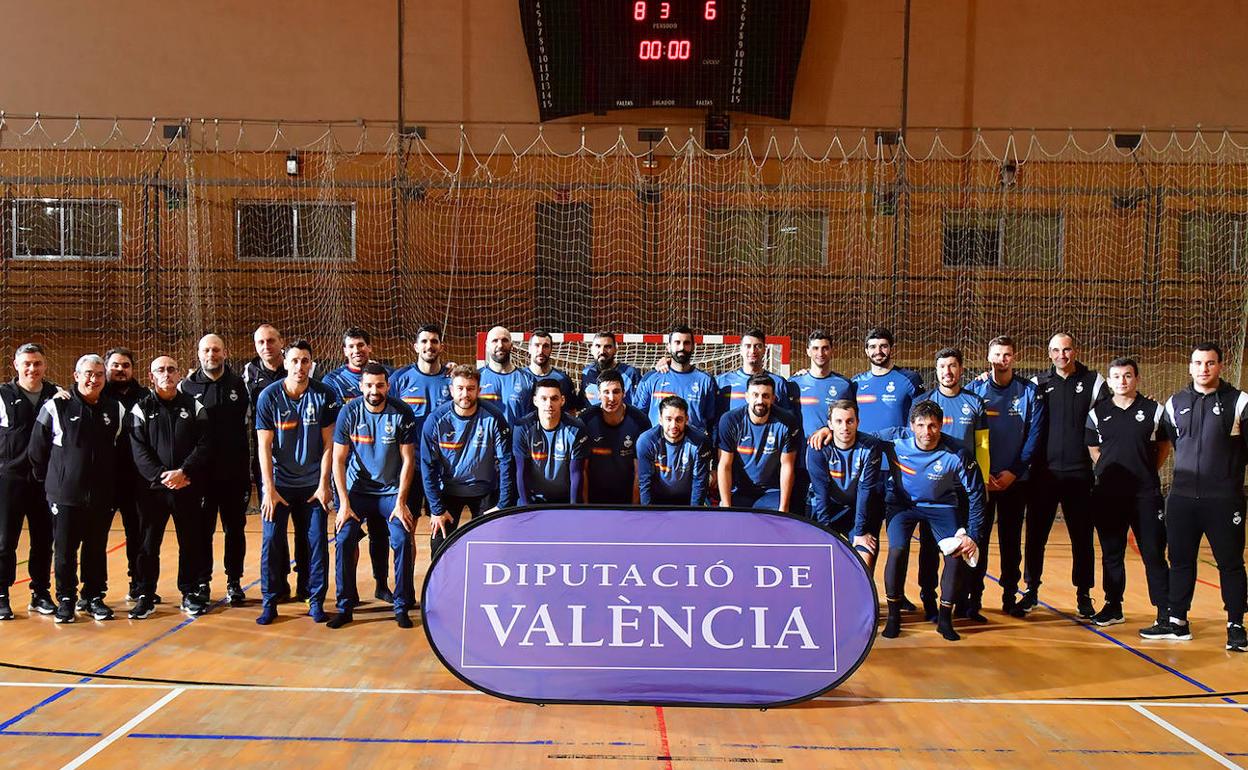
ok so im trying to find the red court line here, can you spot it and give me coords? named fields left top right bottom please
left=654, top=706, right=673, bottom=770
left=1127, top=531, right=1219, bottom=589
left=13, top=540, right=127, bottom=586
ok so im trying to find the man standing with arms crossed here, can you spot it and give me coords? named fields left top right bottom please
left=254, top=341, right=339, bottom=625
left=1151, top=344, right=1247, bottom=651
left=329, top=363, right=419, bottom=629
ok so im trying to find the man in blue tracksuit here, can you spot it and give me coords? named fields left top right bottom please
left=636, top=396, right=713, bottom=506
left=966, top=335, right=1045, bottom=618
left=789, top=329, right=856, bottom=518
left=578, top=332, right=643, bottom=409
left=513, top=379, right=589, bottom=504
left=807, top=399, right=883, bottom=542
left=320, top=326, right=394, bottom=602
left=479, top=326, right=537, bottom=426
left=329, top=363, right=418, bottom=629
left=254, top=341, right=340, bottom=625
left=716, top=374, right=801, bottom=512
left=632, top=326, right=719, bottom=437
left=581, top=369, right=651, bottom=504
left=422, top=365, right=515, bottom=552
left=914, top=347, right=991, bottom=620
left=715, top=328, right=795, bottom=417
left=877, top=400, right=985, bottom=642
left=389, top=322, right=453, bottom=518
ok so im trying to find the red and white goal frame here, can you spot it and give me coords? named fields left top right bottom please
left=475, top=331, right=792, bottom=379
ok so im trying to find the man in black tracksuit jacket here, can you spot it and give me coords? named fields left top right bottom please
left=180, top=334, right=251, bottom=605
left=1023, top=333, right=1107, bottom=618
left=0, top=343, right=62, bottom=618
left=127, top=356, right=213, bottom=619
left=26, top=354, right=125, bottom=623
left=1150, top=343, right=1248, bottom=652
left=102, top=346, right=150, bottom=602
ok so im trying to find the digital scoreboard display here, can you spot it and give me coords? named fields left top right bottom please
left=520, top=0, right=811, bottom=121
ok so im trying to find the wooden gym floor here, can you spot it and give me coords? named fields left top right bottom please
left=0, top=515, right=1244, bottom=769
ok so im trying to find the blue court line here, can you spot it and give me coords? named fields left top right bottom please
left=0, top=571, right=268, bottom=732
left=980, top=574, right=1244, bottom=706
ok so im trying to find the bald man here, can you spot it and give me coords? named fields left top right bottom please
left=180, top=333, right=252, bottom=607
left=478, top=326, right=536, bottom=427
left=127, top=356, right=211, bottom=618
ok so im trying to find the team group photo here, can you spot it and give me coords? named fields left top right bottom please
left=1, top=0, right=1247, bottom=767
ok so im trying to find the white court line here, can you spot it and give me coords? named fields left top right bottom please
left=0, top=679, right=1245, bottom=710
left=1130, top=704, right=1242, bottom=769
left=59, top=688, right=184, bottom=770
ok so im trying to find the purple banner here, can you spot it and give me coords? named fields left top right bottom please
left=422, top=506, right=877, bottom=706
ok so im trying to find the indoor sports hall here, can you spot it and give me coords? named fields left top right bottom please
left=1, top=2, right=1247, bottom=768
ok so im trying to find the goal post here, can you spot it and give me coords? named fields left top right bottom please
left=474, top=332, right=793, bottom=385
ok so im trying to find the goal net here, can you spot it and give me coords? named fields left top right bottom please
left=0, top=115, right=1246, bottom=411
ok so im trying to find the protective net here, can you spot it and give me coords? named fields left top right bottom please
left=1, top=116, right=1246, bottom=406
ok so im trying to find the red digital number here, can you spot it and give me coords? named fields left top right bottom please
left=666, top=39, right=690, bottom=60
left=638, top=39, right=663, bottom=60
left=634, top=1, right=646, bottom=21
left=704, top=0, right=717, bottom=20
left=660, top=2, right=670, bottom=19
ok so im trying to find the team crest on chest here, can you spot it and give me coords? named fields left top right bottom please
left=1213, top=401, right=1223, bottom=415
left=1135, top=410, right=1145, bottom=422
left=229, top=389, right=239, bottom=401
left=961, top=403, right=971, bottom=415
left=1076, top=381, right=1084, bottom=393
left=624, top=435, right=634, bottom=449
left=932, top=459, right=943, bottom=473
left=179, top=408, right=189, bottom=419
left=886, top=381, right=896, bottom=393
left=103, top=413, right=111, bottom=426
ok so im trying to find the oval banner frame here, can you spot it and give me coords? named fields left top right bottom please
left=421, top=505, right=878, bottom=708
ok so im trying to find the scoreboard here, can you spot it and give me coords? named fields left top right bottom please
left=519, top=0, right=811, bottom=121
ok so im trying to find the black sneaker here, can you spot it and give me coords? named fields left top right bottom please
left=275, top=585, right=293, bottom=603
left=1011, top=591, right=1039, bottom=618
left=194, top=584, right=211, bottom=606
left=922, top=597, right=939, bottom=623
left=1076, top=593, right=1095, bottom=619
left=87, top=598, right=114, bottom=621
left=54, top=597, right=76, bottom=624
left=881, top=602, right=902, bottom=639
left=1168, top=620, right=1194, bottom=641
left=1091, top=602, right=1124, bottom=627
left=374, top=585, right=394, bottom=604
left=395, top=612, right=413, bottom=629
left=181, top=594, right=207, bottom=617
left=28, top=592, right=56, bottom=616
left=0, top=594, right=11, bottom=621
left=152, top=593, right=163, bottom=605
left=226, top=581, right=246, bottom=607
left=326, top=610, right=353, bottom=629
left=75, top=597, right=90, bottom=613
left=1139, top=620, right=1174, bottom=639
left=1001, top=594, right=1018, bottom=615
left=897, top=595, right=917, bottom=612
left=1227, top=623, right=1247, bottom=652
left=128, top=595, right=156, bottom=619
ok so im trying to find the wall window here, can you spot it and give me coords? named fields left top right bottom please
left=942, top=210, right=1063, bottom=269
left=236, top=201, right=355, bottom=261
left=12, top=199, right=122, bottom=260
left=704, top=209, right=828, bottom=267
left=1179, top=211, right=1246, bottom=272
